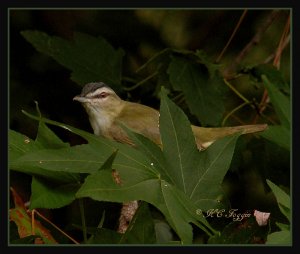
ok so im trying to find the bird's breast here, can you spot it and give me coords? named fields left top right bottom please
left=88, top=113, right=113, bottom=137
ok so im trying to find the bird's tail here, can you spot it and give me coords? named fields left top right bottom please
left=192, top=124, right=268, bottom=150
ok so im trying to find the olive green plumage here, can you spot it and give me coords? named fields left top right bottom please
left=74, top=82, right=267, bottom=150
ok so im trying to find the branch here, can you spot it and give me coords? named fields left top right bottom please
left=224, top=10, right=280, bottom=78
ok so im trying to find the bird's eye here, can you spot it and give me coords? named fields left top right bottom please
left=94, top=92, right=108, bottom=99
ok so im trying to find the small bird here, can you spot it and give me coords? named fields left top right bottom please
left=73, top=82, right=267, bottom=150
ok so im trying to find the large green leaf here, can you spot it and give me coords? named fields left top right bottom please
left=86, top=203, right=156, bottom=244
left=35, top=119, right=70, bottom=149
left=249, top=64, right=290, bottom=94
left=266, top=230, right=291, bottom=245
left=11, top=88, right=243, bottom=243
left=9, top=129, right=41, bottom=161
left=159, top=87, right=200, bottom=193
left=261, top=75, right=290, bottom=128
left=260, top=125, right=290, bottom=150
left=160, top=87, right=240, bottom=210
left=21, top=30, right=124, bottom=90
left=167, top=56, right=225, bottom=125
left=30, top=176, right=80, bottom=209
left=76, top=170, right=213, bottom=244
left=9, top=129, right=79, bottom=183
left=189, top=133, right=240, bottom=209
left=119, top=202, right=156, bottom=244
left=10, top=113, right=81, bottom=209
left=266, top=179, right=290, bottom=221
left=265, top=180, right=290, bottom=245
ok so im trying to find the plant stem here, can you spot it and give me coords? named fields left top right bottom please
left=224, top=10, right=280, bottom=77
left=223, top=78, right=252, bottom=105
left=222, top=101, right=250, bottom=126
left=79, top=198, right=88, bottom=244
left=215, top=10, right=248, bottom=63
left=34, top=209, right=79, bottom=244
left=123, top=71, right=158, bottom=91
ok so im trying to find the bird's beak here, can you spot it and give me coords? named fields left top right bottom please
left=73, top=96, right=88, bottom=103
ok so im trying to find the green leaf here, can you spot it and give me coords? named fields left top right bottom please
left=9, top=129, right=41, bottom=161
left=13, top=112, right=155, bottom=179
left=122, top=124, right=172, bottom=183
left=261, top=75, right=290, bottom=128
left=276, top=222, right=289, bottom=231
left=120, top=126, right=217, bottom=243
left=17, top=92, right=243, bottom=243
left=119, top=202, right=156, bottom=244
left=167, top=56, right=225, bottom=125
left=9, top=129, right=80, bottom=183
left=249, top=64, right=290, bottom=94
left=160, top=86, right=200, bottom=194
left=75, top=89, right=221, bottom=243
left=76, top=170, right=214, bottom=244
left=99, top=149, right=119, bottom=170
left=190, top=133, right=241, bottom=209
left=160, top=87, right=240, bottom=209
left=36, top=120, right=70, bottom=149
left=260, top=125, right=290, bottom=150
left=266, top=230, right=291, bottom=245
left=266, top=180, right=290, bottom=221
left=21, top=30, right=124, bottom=90
left=194, top=49, right=220, bottom=78
left=87, top=228, right=122, bottom=244
left=154, top=220, right=173, bottom=243
left=30, top=176, right=80, bottom=209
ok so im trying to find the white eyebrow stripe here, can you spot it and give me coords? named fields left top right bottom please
left=88, top=87, right=114, bottom=97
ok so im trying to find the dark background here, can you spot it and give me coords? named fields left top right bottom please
left=9, top=9, right=290, bottom=137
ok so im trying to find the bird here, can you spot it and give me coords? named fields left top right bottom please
left=73, top=82, right=267, bottom=150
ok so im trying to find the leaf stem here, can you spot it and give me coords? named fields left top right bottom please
left=79, top=198, right=88, bottom=244
left=123, top=71, right=158, bottom=91
left=222, top=101, right=250, bottom=126
left=223, top=78, right=252, bottom=105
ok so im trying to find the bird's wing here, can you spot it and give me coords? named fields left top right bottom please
left=114, top=101, right=162, bottom=146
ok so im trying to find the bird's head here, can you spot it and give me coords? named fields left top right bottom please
left=73, top=82, right=124, bottom=119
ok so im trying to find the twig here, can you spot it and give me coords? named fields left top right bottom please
left=123, top=71, right=158, bottom=91
left=253, top=14, right=290, bottom=123
left=263, top=34, right=290, bottom=64
left=34, top=209, right=80, bottom=244
left=215, top=10, right=248, bottom=63
left=273, top=14, right=290, bottom=69
left=224, top=10, right=280, bottom=77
